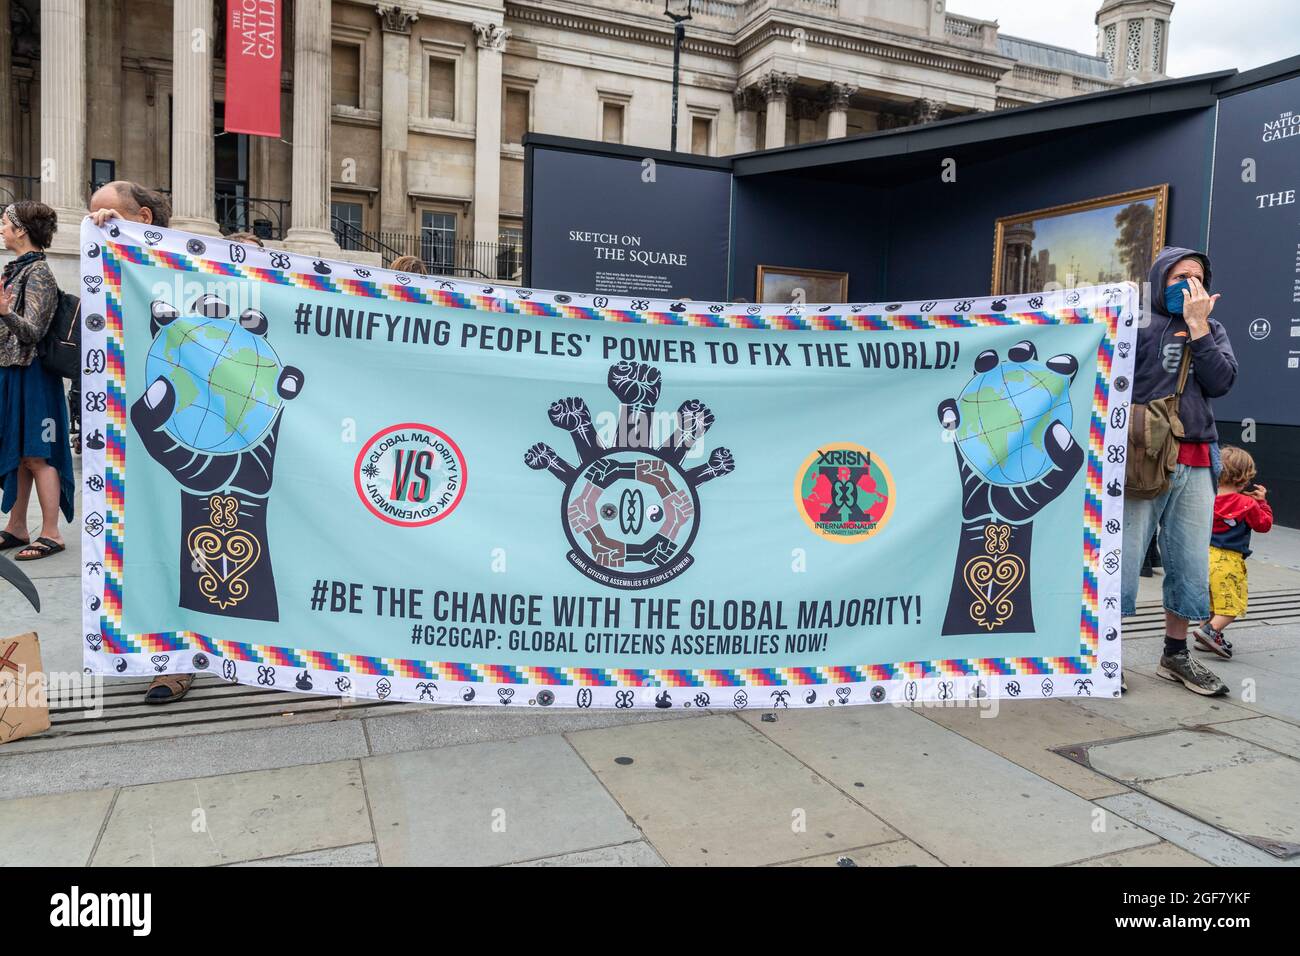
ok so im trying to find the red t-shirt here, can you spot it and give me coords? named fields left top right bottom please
left=1177, top=440, right=1211, bottom=467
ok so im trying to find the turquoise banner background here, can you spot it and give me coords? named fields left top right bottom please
left=113, top=261, right=1104, bottom=672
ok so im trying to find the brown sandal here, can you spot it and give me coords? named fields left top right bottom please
left=144, top=673, right=195, bottom=704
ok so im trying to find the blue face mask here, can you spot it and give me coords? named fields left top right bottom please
left=1164, top=279, right=1190, bottom=315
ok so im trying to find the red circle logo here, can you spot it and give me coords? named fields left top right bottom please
left=354, top=423, right=466, bottom=527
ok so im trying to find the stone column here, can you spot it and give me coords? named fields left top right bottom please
left=793, top=97, right=817, bottom=145
left=471, top=23, right=508, bottom=247
left=86, top=0, right=122, bottom=184
left=758, top=71, right=793, bottom=151
left=732, top=88, right=757, bottom=153
left=378, top=5, right=417, bottom=233
left=0, top=0, right=13, bottom=175
left=284, top=0, right=341, bottom=252
left=170, top=0, right=219, bottom=235
left=40, top=0, right=86, bottom=255
left=823, top=82, right=856, bottom=139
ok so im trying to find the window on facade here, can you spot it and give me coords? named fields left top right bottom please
left=602, top=103, right=624, bottom=144
left=503, top=89, right=530, bottom=144
left=497, top=226, right=524, bottom=280
left=427, top=58, right=456, bottom=119
left=332, top=43, right=360, bottom=108
left=331, top=201, right=364, bottom=249
left=1126, top=20, right=1142, bottom=72
left=691, top=116, right=712, bottom=155
left=420, top=211, right=458, bottom=271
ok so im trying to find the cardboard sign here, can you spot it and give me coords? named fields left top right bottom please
left=0, top=633, right=50, bottom=744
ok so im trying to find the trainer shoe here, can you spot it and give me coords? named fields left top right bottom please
left=1157, top=649, right=1228, bottom=697
left=1194, top=623, right=1233, bottom=660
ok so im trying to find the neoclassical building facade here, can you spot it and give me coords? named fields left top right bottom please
left=1, top=0, right=1174, bottom=275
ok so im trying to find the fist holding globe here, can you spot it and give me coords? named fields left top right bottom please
left=936, top=340, right=1085, bottom=636
left=953, top=357, right=1073, bottom=486
left=131, top=294, right=304, bottom=622
left=145, top=316, right=284, bottom=453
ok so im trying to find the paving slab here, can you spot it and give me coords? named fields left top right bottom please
left=1248, top=526, right=1300, bottom=571
left=1096, top=792, right=1300, bottom=867
left=1234, top=646, right=1300, bottom=679
left=1228, top=667, right=1300, bottom=723
left=509, top=841, right=666, bottom=867
left=566, top=713, right=898, bottom=867
left=1142, top=759, right=1300, bottom=856
left=364, top=734, right=639, bottom=866
left=0, top=787, right=116, bottom=866
left=91, top=759, right=371, bottom=866
left=1082, top=728, right=1279, bottom=783
left=362, top=705, right=701, bottom=755
left=739, top=705, right=1156, bottom=866
left=916, top=700, right=1133, bottom=799
left=1070, top=842, right=1210, bottom=867
left=782, top=839, right=945, bottom=867
left=1, top=575, right=82, bottom=678
left=229, top=843, right=380, bottom=867
left=0, top=719, right=370, bottom=800
left=1067, top=669, right=1253, bottom=733
left=1212, top=716, right=1300, bottom=759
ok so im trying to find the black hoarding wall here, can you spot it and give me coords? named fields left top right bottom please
left=880, top=109, right=1218, bottom=300
left=525, top=143, right=732, bottom=301
left=1209, top=72, right=1300, bottom=526
left=729, top=172, right=889, bottom=303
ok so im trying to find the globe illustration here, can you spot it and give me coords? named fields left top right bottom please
left=144, top=316, right=283, bottom=453
left=954, top=360, right=1073, bottom=486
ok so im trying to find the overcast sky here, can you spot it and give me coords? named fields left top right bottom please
left=949, top=0, right=1299, bottom=76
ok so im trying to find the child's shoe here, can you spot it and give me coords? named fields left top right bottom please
left=1194, top=622, right=1233, bottom=660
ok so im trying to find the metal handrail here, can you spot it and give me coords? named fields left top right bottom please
left=0, top=174, right=41, bottom=205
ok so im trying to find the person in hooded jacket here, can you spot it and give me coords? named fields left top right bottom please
left=1121, top=246, right=1237, bottom=696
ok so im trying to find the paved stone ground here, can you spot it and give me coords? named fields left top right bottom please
left=3, top=460, right=1299, bottom=866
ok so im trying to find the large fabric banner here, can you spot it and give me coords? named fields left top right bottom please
left=79, top=221, right=1136, bottom=708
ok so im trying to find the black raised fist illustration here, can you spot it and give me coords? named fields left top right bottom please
left=131, top=295, right=304, bottom=621
left=936, top=340, right=1083, bottom=635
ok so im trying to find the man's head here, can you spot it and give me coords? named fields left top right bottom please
left=1166, top=257, right=1207, bottom=289
left=89, top=181, right=172, bottom=227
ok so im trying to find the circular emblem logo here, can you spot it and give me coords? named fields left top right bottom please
left=526, top=364, right=734, bottom=590
left=560, top=448, right=701, bottom=588
left=354, top=423, right=466, bottom=527
left=794, top=442, right=895, bottom=542
left=1249, top=318, right=1271, bottom=340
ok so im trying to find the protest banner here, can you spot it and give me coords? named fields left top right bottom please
left=78, top=221, right=1135, bottom=708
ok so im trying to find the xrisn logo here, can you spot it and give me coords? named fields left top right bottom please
left=49, top=886, right=152, bottom=936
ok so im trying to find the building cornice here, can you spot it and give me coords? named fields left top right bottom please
left=737, top=18, right=1015, bottom=82
left=505, top=2, right=737, bottom=58
left=504, top=2, right=1016, bottom=84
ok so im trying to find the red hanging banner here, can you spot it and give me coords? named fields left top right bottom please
left=225, top=0, right=281, bottom=137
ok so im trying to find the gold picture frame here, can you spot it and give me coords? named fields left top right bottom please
left=756, top=264, right=849, bottom=305
left=991, top=184, right=1169, bottom=296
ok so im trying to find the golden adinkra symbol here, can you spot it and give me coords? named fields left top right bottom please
left=187, top=495, right=261, bottom=610
left=961, top=523, right=1025, bottom=630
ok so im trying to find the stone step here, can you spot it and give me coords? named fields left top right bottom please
left=7, top=590, right=1299, bottom=755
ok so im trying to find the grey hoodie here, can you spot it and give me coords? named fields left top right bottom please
left=1131, top=245, right=1237, bottom=443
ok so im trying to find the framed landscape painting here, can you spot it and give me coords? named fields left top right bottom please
left=991, top=185, right=1169, bottom=295
left=756, top=264, right=849, bottom=304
